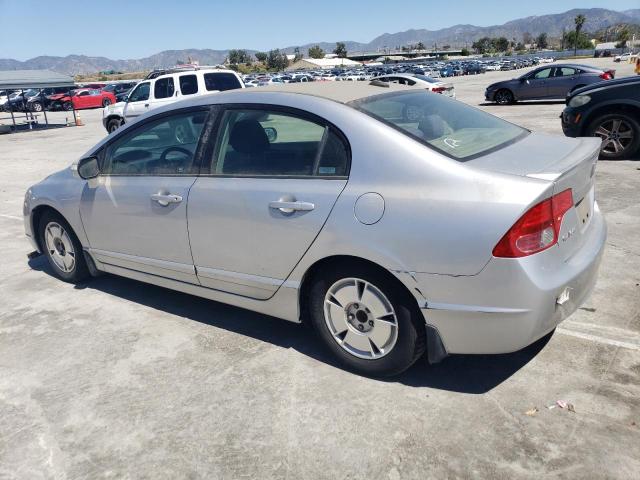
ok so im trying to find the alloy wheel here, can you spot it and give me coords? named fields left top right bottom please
left=594, top=118, right=634, bottom=156
left=324, top=278, right=399, bottom=359
left=44, top=222, right=76, bottom=273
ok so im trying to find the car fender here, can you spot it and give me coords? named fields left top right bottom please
left=26, top=167, right=90, bottom=250
left=580, top=98, right=640, bottom=131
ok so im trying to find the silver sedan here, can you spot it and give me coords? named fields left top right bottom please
left=24, top=82, right=606, bottom=377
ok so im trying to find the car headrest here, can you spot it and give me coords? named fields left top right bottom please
left=229, top=119, right=270, bottom=155
left=418, top=115, right=445, bottom=140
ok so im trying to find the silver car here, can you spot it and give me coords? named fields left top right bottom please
left=24, top=82, right=606, bottom=377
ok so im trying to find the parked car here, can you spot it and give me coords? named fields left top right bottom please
left=102, top=68, right=244, bottom=133
left=485, top=64, right=615, bottom=104
left=24, top=82, right=606, bottom=377
left=372, top=74, right=455, bottom=97
left=0, top=89, right=16, bottom=107
left=49, top=89, right=116, bottom=111
left=613, top=53, right=631, bottom=63
left=562, top=76, right=640, bottom=160
left=27, top=87, right=74, bottom=112
left=2, top=89, right=39, bottom=112
left=103, top=82, right=137, bottom=98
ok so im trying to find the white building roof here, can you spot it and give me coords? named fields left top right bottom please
left=299, top=57, right=361, bottom=67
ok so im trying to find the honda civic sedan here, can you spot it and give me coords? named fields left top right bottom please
left=24, top=82, right=606, bottom=377
left=486, top=64, right=615, bottom=104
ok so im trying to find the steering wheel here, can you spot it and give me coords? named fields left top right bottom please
left=159, top=146, right=192, bottom=164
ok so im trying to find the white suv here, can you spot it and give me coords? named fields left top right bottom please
left=102, top=68, right=244, bottom=133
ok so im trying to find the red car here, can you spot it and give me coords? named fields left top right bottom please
left=48, top=89, right=116, bottom=111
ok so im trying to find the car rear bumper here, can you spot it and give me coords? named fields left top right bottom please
left=416, top=203, right=606, bottom=354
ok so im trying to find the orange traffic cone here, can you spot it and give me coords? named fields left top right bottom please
left=75, top=111, right=84, bottom=126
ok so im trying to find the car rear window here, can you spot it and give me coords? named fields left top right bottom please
left=350, top=90, right=527, bottom=161
left=204, top=72, right=242, bottom=91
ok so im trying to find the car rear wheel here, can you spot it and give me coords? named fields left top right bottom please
left=107, top=118, right=122, bottom=133
left=63, top=102, right=73, bottom=111
left=308, top=263, right=426, bottom=377
left=588, top=113, right=640, bottom=160
left=494, top=89, right=515, bottom=105
left=102, top=98, right=111, bottom=107
left=31, top=102, right=43, bottom=112
left=38, top=211, right=90, bottom=283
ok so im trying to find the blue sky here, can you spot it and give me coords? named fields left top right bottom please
left=1, top=0, right=637, bottom=60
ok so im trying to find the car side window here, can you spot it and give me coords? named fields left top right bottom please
left=211, top=109, right=349, bottom=177
left=204, top=73, right=242, bottom=91
left=179, top=74, right=199, bottom=95
left=557, top=67, right=576, bottom=77
left=103, top=110, right=207, bottom=176
left=534, top=68, right=552, bottom=79
left=128, top=82, right=150, bottom=102
left=154, top=77, right=175, bottom=99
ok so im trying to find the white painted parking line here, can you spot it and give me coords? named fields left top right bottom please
left=557, top=320, right=640, bottom=351
left=0, top=214, right=22, bottom=221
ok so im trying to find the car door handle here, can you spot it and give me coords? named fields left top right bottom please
left=151, top=193, right=182, bottom=206
left=269, top=200, right=315, bottom=214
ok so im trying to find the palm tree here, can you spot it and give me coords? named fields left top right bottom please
left=574, top=14, right=586, bottom=56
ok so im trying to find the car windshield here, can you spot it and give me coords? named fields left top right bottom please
left=350, top=90, right=527, bottom=161
left=103, top=84, right=116, bottom=92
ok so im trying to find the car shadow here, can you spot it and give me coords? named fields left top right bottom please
left=29, top=255, right=549, bottom=394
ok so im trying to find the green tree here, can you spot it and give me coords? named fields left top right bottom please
left=333, top=42, right=348, bottom=58
left=227, top=49, right=251, bottom=65
left=535, top=32, right=548, bottom=49
left=254, top=51, right=267, bottom=63
left=574, top=14, right=586, bottom=56
left=460, top=48, right=470, bottom=56
left=615, top=28, right=630, bottom=48
left=522, top=32, right=532, bottom=45
left=493, top=37, right=509, bottom=52
left=472, top=37, right=492, bottom=54
left=267, top=49, right=289, bottom=71
left=416, top=41, right=425, bottom=50
left=563, top=30, right=592, bottom=51
left=293, top=47, right=303, bottom=62
left=308, top=45, right=325, bottom=59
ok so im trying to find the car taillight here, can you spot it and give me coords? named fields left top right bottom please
left=430, top=87, right=446, bottom=93
left=599, top=71, right=613, bottom=80
left=493, top=189, right=573, bottom=258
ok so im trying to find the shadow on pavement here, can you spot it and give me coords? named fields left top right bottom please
left=29, top=255, right=550, bottom=394
left=479, top=100, right=566, bottom=106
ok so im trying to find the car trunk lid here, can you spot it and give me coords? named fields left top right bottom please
left=471, top=132, right=600, bottom=259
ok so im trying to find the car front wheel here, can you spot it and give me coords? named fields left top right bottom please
left=494, top=89, right=515, bottom=105
left=38, top=211, right=90, bottom=283
left=31, top=102, right=43, bottom=112
left=63, top=102, right=73, bottom=111
left=102, top=98, right=111, bottom=107
left=308, top=263, right=426, bottom=377
left=588, top=113, right=640, bottom=160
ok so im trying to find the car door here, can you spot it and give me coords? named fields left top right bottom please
left=521, top=67, right=552, bottom=99
left=87, top=89, right=102, bottom=108
left=188, top=106, right=350, bottom=300
left=123, top=81, right=151, bottom=121
left=79, top=107, right=209, bottom=283
left=546, top=66, right=577, bottom=98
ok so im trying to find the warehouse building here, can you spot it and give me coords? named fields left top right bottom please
left=286, top=57, right=361, bottom=71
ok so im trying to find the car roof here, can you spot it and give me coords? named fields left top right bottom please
left=230, top=81, right=423, bottom=104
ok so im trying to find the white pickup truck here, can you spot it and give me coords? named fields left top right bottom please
left=102, top=67, right=244, bottom=133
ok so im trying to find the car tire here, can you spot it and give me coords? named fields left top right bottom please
left=63, top=102, right=73, bottom=111
left=107, top=118, right=122, bottom=133
left=31, top=102, right=43, bottom=112
left=102, top=98, right=111, bottom=107
left=38, top=210, right=90, bottom=283
left=587, top=113, right=640, bottom=160
left=495, top=89, right=515, bottom=105
left=308, top=263, right=426, bottom=377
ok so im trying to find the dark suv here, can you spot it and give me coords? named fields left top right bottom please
left=562, top=76, right=640, bottom=160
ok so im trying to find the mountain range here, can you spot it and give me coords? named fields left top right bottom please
left=1, top=8, right=639, bottom=75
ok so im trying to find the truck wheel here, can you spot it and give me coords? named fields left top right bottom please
left=107, top=118, right=122, bottom=133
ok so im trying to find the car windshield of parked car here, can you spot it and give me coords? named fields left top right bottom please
left=351, top=90, right=527, bottom=161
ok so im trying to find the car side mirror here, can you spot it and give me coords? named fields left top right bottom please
left=76, top=156, right=100, bottom=179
